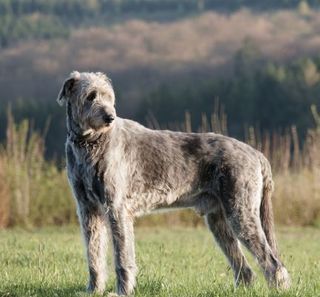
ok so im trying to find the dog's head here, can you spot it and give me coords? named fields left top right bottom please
left=57, top=71, right=116, bottom=135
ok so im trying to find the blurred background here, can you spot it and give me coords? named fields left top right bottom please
left=0, top=0, right=320, bottom=228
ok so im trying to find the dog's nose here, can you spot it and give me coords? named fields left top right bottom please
left=103, top=114, right=115, bottom=124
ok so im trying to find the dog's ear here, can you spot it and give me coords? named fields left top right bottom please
left=96, top=72, right=115, bottom=103
left=57, top=71, right=80, bottom=106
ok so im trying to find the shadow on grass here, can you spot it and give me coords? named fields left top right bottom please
left=0, top=282, right=299, bottom=297
left=193, top=285, right=296, bottom=297
left=0, top=284, right=87, bottom=297
left=0, top=282, right=162, bottom=297
left=0, top=280, right=166, bottom=296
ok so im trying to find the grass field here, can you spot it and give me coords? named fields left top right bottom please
left=0, top=227, right=319, bottom=297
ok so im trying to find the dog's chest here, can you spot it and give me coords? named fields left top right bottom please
left=68, top=144, right=109, bottom=205
left=78, top=163, right=103, bottom=200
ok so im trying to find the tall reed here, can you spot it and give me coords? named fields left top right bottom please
left=0, top=108, right=76, bottom=228
left=0, top=104, right=319, bottom=228
left=145, top=101, right=320, bottom=227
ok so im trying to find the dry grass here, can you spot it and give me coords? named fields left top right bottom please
left=0, top=156, right=9, bottom=227
left=147, top=103, right=320, bottom=227
left=0, top=106, right=320, bottom=228
left=274, top=169, right=320, bottom=226
left=0, top=109, right=76, bottom=228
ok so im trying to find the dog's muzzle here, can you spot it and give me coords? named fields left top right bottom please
left=103, top=114, right=115, bottom=125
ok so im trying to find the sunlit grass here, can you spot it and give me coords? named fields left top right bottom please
left=0, top=227, right=319, bottom=297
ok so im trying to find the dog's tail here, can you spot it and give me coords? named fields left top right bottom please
left=260, top=155, right=278, bottom=257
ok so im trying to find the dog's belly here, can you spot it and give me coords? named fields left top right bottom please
left=127, top=186, right=218, bottom=217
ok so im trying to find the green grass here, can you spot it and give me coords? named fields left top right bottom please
left=0, top=227, right=319, bottom=297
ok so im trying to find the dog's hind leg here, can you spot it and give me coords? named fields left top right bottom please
left=219, top=177, right=291, bottom=290
left=205, top=203, right=255, bottom=286
left=227, top=209, right=290, bottom=289
left=108, top=207, right=137, bottom=296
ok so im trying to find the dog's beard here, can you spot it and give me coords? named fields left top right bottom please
left=83, top=125, right=113, bottom=137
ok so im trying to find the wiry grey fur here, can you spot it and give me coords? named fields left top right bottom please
left=57, top=71, right=291, bottom=296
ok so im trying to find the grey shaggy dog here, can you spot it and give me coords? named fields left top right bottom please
left=57, top=71, right=291, bottom=296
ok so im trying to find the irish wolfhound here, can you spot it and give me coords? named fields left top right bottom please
left=57, top=71, right=291, bottom=295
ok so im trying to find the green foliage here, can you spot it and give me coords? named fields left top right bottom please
left=0, top=227, right=319, bottom=296
left=0, top=12, right=69, bottom=47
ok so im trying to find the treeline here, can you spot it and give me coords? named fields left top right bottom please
left=0, top=14, right=69, bottom=47
left=1, top=0, right=318, bottom=16
left=0, top=0, right=319, bottom=47
left=1, top=47, right=320, bottom=159
left=140, top=43, right=320, bottom=140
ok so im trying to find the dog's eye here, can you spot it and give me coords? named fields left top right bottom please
left=87, top=91, right=97, bottom=102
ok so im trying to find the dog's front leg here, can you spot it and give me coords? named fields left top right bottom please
left=108, top=208, right=137, bottom=296
left=76, top=199, right=108, bottom=294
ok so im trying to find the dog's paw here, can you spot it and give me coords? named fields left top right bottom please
left=275, top=266, right=291, bottom=290
left=86, top=284, right=105, bottom=295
